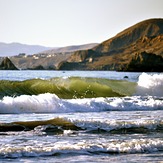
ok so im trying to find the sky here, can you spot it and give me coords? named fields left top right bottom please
left=0, top=0, right=163, bottom=47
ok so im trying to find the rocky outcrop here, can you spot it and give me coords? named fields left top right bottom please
left=121, top=51, right=163, bottom=72
left=57, top=61, right=85, bottom=70
left=0, top=57, right=18, bottom=70
left=68, top=49, right=100, bottom=63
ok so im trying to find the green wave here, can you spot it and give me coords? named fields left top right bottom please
left=0, top=77, right=136, bottom=99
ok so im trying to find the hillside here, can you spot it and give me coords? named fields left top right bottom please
left=59, top=18, right=163, bottom=71
left=8, top=43, right=98, bottom=70
left=94, top=18, right=163, bottom=53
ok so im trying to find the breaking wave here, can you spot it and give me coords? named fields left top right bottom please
left=0, top=77, right=136, bottom=99
left=0, top=73, right=163, bottom=114
left=0, top=138, right=163, bottom=158
left=0, top=94, right=163, bottom=113
left=136, top=72, right=163, bottom=96
left=1, top=115, right=163, bottom=133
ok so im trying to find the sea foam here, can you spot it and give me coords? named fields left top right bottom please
left=0, top=138, right=162, bottom=158
left=136, top=73, right=163, bottom=96
left=0, top=94, right=163, bottom=113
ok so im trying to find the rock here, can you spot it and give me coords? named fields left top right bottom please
left=122, top=51, right=163, bottom=72
left=57, top=61, right=85, bottom=70
left=0, top=57, right=18, bottom=70
left=124, top=76, right=129, bottom=79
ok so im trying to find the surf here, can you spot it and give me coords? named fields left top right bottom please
left=0, top=73, right=163, bottom=114
left=0, top=93, right=163, bottom=114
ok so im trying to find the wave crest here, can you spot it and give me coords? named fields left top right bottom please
left=136, top=73, right=163, bottom=96
left=0, top=93, right=163, bottom=113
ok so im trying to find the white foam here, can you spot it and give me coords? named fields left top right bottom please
left=136, top=73, right=163, bottom=96
left=0, top=93, right=163, bottom=113
left=0, top=93, right=61, bottom=113
left=0, top=138, right=162, bottom=158
left=72, top=118, right=163, bottom=132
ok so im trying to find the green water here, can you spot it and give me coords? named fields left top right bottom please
left=0, top=77, right=136, bottom=99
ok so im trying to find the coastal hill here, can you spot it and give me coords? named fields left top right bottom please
left=59, top=18, right=163, bottom=71
left=7, top=43, right=98, bottom=70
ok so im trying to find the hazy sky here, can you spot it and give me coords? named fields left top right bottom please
left=0, top=0, right=163, bottom=47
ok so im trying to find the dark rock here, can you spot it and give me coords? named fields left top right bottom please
left=124, top=76, right=129, bottom=79
left=57, top=61, right=85, bottom=70
left=122, top=51, right=163, bottom=72
left=0, top=57, right=18, bottom=70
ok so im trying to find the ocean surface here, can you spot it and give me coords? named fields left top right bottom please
left=0, top=70, right=163, bottom=162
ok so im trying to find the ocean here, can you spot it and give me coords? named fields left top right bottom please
left=0, top=70, right=163, bottom=162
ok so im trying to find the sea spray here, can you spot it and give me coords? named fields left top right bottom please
left=136, top=73, right=163, bottom=96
